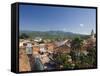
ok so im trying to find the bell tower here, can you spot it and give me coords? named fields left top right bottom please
left=91, top=29, right=95, bottom=39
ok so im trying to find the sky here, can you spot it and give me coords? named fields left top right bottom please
left=19, top=4, right=96, bottom=35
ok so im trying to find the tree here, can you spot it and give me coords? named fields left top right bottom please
left=74, top=47, right=96, bottom=68
left=70, top=37, right=84, bottom=68
left=20, top=33, right=29, bottom=39
left=71, top=37, right=83, bottom=52
left=87, top=47, right=96, bottom=67
left=52, top=53, right=75, bottom=69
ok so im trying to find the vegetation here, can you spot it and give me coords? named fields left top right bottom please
left=71, top=37, right=83, bottom=51
left=52, top=53, right=75, bottom=69
left=52, top=37, right=96, bottom=69
left=20, top=31, right=88, bottom=40
left=70, top=37, right=96, bottom=68
left=74, top=47, right=96, bottom=68
left=20, top=33, right=29, bottom=39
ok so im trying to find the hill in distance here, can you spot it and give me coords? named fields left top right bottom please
left=20, top=30, right=89, bottom=39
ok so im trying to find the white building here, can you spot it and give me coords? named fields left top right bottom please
left=39, top=44, right=46, bottom=53
left=34, top=37, right=42, bottom=42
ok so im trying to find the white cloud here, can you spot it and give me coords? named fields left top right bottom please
left=80, top=24, right=84, bottom=27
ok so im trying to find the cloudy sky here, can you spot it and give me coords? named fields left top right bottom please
left=19, top=4, right=96, bottom=35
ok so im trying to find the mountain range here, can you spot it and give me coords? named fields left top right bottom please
left=20, top=30, right=89, bottom=39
